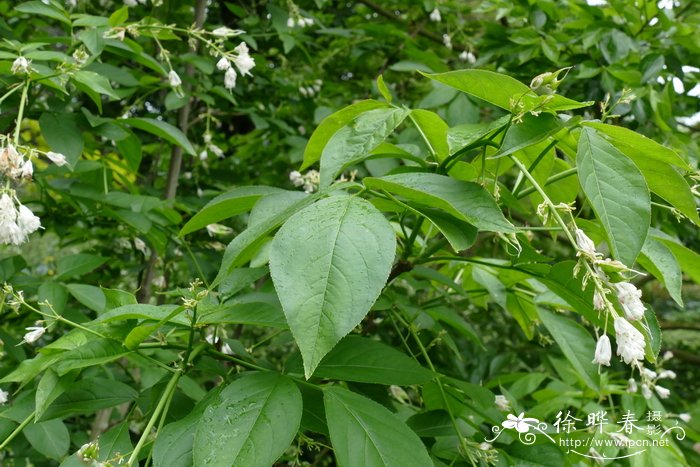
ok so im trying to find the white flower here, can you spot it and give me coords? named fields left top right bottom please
left=17, top=205, right=41, bottom=236
left=0, top=193, right=15, bottom=221
left=442, top=34, right=452, bottom=50
left=216, top=57, right=231, bottom=71
left=168, top=70, right=182, bottom=87
left=232, top=43, right=255, bottom=76
left=429, top=8, right=441, bottom=22
left=0, top=218, right=24, bottom=245
left=663, top=350, right=674, bottom=361
left=198, top=150, right=208, bottom=161
left=0, top=144, right=23, bottom=176
left=655, top=385, right=671, bottom=399
left=614, top=282, right=645, bottom=321
left=0, top=388, right=8, bottom=404
left=124, top=0, right=137, bottom=7
left=502, top=413, right=539, bottom=433
left=65, top=0, right=77, bottom=8
left=209, top=144, right=224, bottom=158
left=575, top=228, right=597, bottom=256
left=658, top=370, right=676, bottom=379
left=221, top=342, right=233, bottom=355
left=11, top=56, right=30, bottom=75
left=614, top=317, right=645, bottom=365
left=641, top=383, right=653, bottom=399
left=494, top=394, right=510, bottom=411
left=224, top=67, right=237, bottom=89
left=459, top=51, right=477, bottom=64
left=679, top=413, right=691, bottom=423
left=203, top=133, right=212, bottom=144
left=134, top=237, right=148, bottom=255
left=642, top=368, right=657, bottom=380
left=46, top=151, right=68, bottom=167
left=289, top=170, right=304, bottom=187
left=627, top=378, right=638, bottom=393
left=478, top=442, right=491, bottom=451
left=592, top=334, right=611, bottom=366
left=23, top=326, right=46, bottom=344
left=211, top=26, right=240, bottom=38
left=593, top=289, right=607, bottom=311
left=287, top=17, right=295, bottom=28
left=152, top=276, right=166, bottom=289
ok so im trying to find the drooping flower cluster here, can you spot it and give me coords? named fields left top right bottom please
left=613, top=317, right=645, bottom=365
left=287, top=15, right=314, bottom=28
left=299, top=79, right=323, bottom=98
left=0, top=192, right=41, bottom=245
left=215, top=42, right=255, bottom=90
left=459, top=50, right=477, bottom=64
left=0, top=143, right=33, bottom=180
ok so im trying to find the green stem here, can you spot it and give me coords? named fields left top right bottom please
left=14, top=81, right=30, bottom=144
left=0, top=410, right=35, bottom=451
left=516, top=167, right=577, bottom=199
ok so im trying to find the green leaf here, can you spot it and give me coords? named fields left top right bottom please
left=414, top=206, right=477, bottom=252
left=54, top=339, right=129, bottom=375
left=319, top=107, right=410, bottom=187
left=108, top=6, right=129, bottom=27
left=376, top=75, right=392, bottom=103
left=269, top=196, right=396, bottom=378
left=301, top=100, right=388, bottom=170
left=198, top=300, right=287, bottom=328
left=94, top=304, right=188, bottom=326
left=638, top=237, right=683, bottom=307
left=364, top=173, right=515, bottom=233
left=179, top=186, right=282, bottom=236
left=39, top=113, right=83, bottom=167
left=55, top=254, right=107, bottom=280
left=537, top=308, right=599, bottom=391
left=576, top=127, right=650, bottom=266
left=23, top=419, right=70, bottom=459
left=213, top=192, right=320, bottom=287
left=16, top=1, right=70, bottom=24
left=494, top=113, right=563, bottom=158
left=120, top=117, right=196, bottom=155
left=422, top=69, right=591, bottom=112
left=410, top=109, right=449, bottom=161
left=98, top=422, right=133, bottom=462
left=193, top=372, right=302, bottom=466
left=35, top=369, right=74, bottom=420
left=324, top=386, right=433, bottom=467
left=66, top=284, right=106, bottom=313
left=72, top=70, right=120, bottom=99
left=40, top=378, right=138, bottom=421
left=313, top=336, right=434, bottom=384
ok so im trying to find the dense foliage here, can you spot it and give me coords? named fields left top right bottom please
left=0, top=0, right=698, bottom=466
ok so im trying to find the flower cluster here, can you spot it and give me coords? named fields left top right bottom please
left=199, top=132, right=224, bottom=160
left=287, top=1, right=314, bottom=28
left=299, top=79, right=323, bottom=98
left=0, top=192, right=41, bottom=245
left=289, top=170, right=320, bottom=193
left=429, top=8, right=442, bottom=22
left=215, top=42, right=255, bottom=90
left=11, top=56, right=30, bottom=75
left=459, top=50, right=477, bottom=64
left=0, top=143, right=34, bottom=180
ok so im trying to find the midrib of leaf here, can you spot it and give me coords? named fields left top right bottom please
left=310, top=199, right=352, bottom=368
left=335, top=396, right=390, bottom=466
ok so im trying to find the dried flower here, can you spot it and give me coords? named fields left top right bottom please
left=592, top=334, right=611, bottom=366
left=593, top=289, right=607, bottom=311
left=614, top=317, right=645, bottom=365
left=614, top=282, right=645, bottom=321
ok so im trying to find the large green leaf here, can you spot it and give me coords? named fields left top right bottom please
left=120, top=117, right=196, bottom=155
left=423, top=69, right=591, bottom=112
left=23, top=419, right=70, bottom=459
left=40, top=378, right=138, bottom=421
left=193, top=372, right=302, bottom=467
left=301, top=100, right=388, bottom=170
left=576, top=127, right=650, bottom=266
left=319, top=107, right=410, bottom=187
left=269, top=196, right=396, bottom=378
left=313, top=336, right=434, bottom=385
left=537, top=308, right=599, bottom=391
left=39, top=113, right=83, bottom=167
left=179, top=186, right=282, bottom=236
left=364, top=173, right=515, bottom=233
left=16, top=1, right=70, bottom=24
left=55, top=253, right=107, bottom=281
left=324, top=386, right=433, bottom=467
left=54, top=339, right=129, bottom=375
